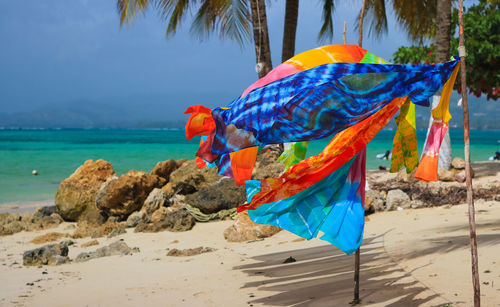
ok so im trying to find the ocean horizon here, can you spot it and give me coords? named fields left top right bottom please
left=1, top=128, right=498, bottom=206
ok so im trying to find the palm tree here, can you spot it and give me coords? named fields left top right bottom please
left=357, top=0, right=388, bottom=47
left=281, top=0, right=299, bottom=62
left=249, top=0, right=273, bottom=77
left=117, top=0, right=272, bottom=78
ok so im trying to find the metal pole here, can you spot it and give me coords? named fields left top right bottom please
left=457, top=0, right=480, bottom=305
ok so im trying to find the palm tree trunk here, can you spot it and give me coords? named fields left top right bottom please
left=435, top=0, right=452, bottom=62
left=282, top=0, right=299, bottom=62
left=250, top=0, right=273, bottom=78
left=358, top=0, right=368, bottom=47
left=431, top=0, right=453, bottom=170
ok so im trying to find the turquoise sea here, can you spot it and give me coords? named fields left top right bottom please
left=0, top=129, right=498, bottom=205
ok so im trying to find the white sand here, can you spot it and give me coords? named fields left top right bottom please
left=0, top=199, right=499, bottom=306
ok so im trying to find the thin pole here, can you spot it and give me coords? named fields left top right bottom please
left=358, top=0, right=367, bottom=47
left=457, top=0, right=480, bottom=305
left=343, top=21, right=347, bottom=44
left=352, top=9, right=365, bottom=302
left=354, top=248, right=360, bottom=303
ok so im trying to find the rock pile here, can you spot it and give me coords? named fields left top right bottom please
left=0, top=206, right=63, bottom=236
left=43, top=148, right=286, bottom=241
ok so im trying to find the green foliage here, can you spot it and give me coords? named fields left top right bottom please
left=391, top=0, right=500, bottom=100
left=393, top=45, right=434, bottom=64
left=450, top=0, right=500, bottom=99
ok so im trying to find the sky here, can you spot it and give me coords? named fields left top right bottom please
left=0, top=0, right=465, bottom=120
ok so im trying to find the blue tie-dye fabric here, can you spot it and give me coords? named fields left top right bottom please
left=247, top=155, right=364, bottom=254
left=209, top=60, right=459, bottom=157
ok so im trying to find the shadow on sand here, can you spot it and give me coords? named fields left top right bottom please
left=235, top=234, right=444, bottom=306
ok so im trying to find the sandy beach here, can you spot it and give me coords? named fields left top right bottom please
left=0, top=197, right=498, bottom=307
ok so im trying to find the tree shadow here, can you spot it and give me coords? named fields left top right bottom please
left=235, top=234, right=444, bottom=306
left=472, top=161, right=500, bottom=177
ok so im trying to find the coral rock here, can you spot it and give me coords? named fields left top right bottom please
left=55, top=159, right=115, bottom=221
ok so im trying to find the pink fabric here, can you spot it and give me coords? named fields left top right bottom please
left=348, top=147, right=366, bottom=208
left=422, top=122, right=448, bottom=158
left=241, top=64, right=302, bottom=98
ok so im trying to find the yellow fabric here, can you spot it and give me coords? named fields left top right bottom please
left=431, top=65, right=460, bottom=122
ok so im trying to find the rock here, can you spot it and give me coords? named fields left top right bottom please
left=126, top=211, right=148, bottom=227
left=96, top=170, right=166, bottom=218
left=71, top=221, right=126, bottom=239
left=0, top=212, right=63, bottom=236
left=256, top=146, right=283, bottom=167
left=135, top=207, right=195, bottom=233
left=451, top=157, right=466, bottom=170
left=23, top=243, right=69, bottom=266
left=55, top=159, right=115, bottom=222
left=455, top=173, right=466, bottom=183
left=141, top=188, right=168, bottom=216
left=150, top=159, right=181, bottom=181
left=252, top=147, right=285, bottom=180
left=59, top=240, right=75, bottom=246
left=168, top=160, right=222, bottom=195
left=252, top=162, right=285, bottom=180
left=365, top=190, right=385, bottom=212
left=438, top=168, right=456, bottom=182
left=166, top=247, right=215, bottom=257
left=30, top=232, right=68, bottom=244
left=410, top=200, right=426, bottom=209
left=185, top=178, right=246, bottom=214
left=456, top=167, right=475, bottom=181
left=223, top=211, right=281, bottom=242
left=386, top=189, right=410, bottom=211
left=107, top=228, right=127, bottom=238
left=107, top=216, right=121, bottom=223
left=81, top=239, right=99, bottom=248
left=75, top=240, right=132, bottom=263
left=33, top=206, right=56, bottom=220
left=396, top=168, right=418, bottom=183
left=0, top=220, right=24, bottom=236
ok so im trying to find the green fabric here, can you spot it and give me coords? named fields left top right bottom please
left=277, top=141, right=309, bottom=170
left=390, top=99, right=419, bottom=173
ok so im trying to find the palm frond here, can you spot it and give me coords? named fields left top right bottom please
left=218, top=0, right=251, bottom=45
left=117, top=0, right=150, bottom=25
left=155, top=0, right=191, bottom=36
left=318, top=0, right=335, bottom=42
left=391, top=0, right=436, bottom=44
left=190, top=0, right=218, bottom=40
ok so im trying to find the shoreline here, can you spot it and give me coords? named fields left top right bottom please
left=2, top=160, right=498, bottom=214
left=0, top=200, right=54, bottom=214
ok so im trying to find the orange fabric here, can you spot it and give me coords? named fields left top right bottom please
left=230, top=146, right=258, bottom=185
left=184, top=105, right=215, bottom=140
left=285, top=45, right=366, bottom=70
left=239, top=97, right=406, bottom=211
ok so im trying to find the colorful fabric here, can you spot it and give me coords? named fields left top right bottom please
left=415, top=64, right=460, bottom=181
left=184, top=45, right=461, bottom=255
left=277, top=141, right=309, bottom=170
left=237, top=96, right=406, bottom=212
left=390, top=99, right=419, bottom=173
left=191, top=45, right=386, bottom=183
left=199, top=59, right=459, bottom=161
left=247, top=148, right=366, bottom=255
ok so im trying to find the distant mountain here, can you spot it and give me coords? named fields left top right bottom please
left=0, top=92, right=498, bottom=129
